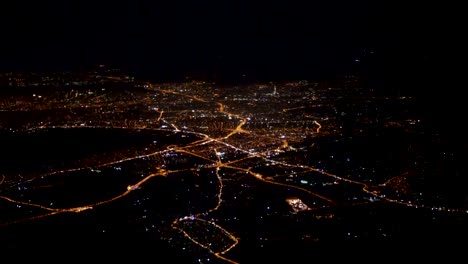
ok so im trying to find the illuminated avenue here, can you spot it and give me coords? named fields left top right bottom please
left=0, top=70, right=467, bottom=262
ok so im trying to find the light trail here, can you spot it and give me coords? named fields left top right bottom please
left=0, top=169, right=172, bottom=225
left=0, top=211, right=61, bottom=227
left=171, top=149, right=238, bottom=263
left=173, top=149, right=217, bottom=163
left=156, top=109, right=164, bottom=121
left=282, top=106, right=307, bottom=112
left=313, top=120, right=322, bottom=133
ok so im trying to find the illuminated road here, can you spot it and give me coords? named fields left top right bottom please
left=1, top=79, right=467, bottom=263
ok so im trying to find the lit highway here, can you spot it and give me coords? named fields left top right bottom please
left=1, top=75, right=467, bottom=262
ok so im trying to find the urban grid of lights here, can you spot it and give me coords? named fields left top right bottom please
left=1, top=76, right=466, bottom=263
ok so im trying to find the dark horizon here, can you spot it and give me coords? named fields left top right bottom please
left=1, top=1, right=465, bottom=104
left=0, top=2, right=443, bottom=84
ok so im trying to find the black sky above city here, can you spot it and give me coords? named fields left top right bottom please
left=1, top=1, right=464, bottom=91
left=2, top=1, right=379, bottom=72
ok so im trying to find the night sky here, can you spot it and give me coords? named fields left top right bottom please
left=1, top=1, right=464, bottom=91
